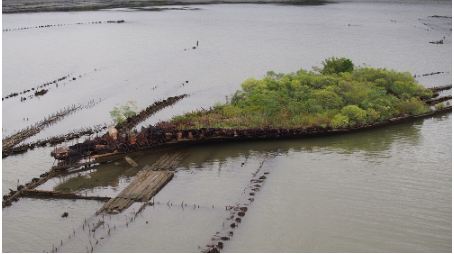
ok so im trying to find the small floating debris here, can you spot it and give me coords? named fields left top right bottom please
left=124, top=156, right=138, bottom=167
left=428, top=15, right=452, bottom=18
left=34, top=89, right=48, bottom=96
left=429, top=39, right=444, bottom=44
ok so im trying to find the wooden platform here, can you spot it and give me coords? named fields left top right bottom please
left=97, top=151, right=188, bottom=214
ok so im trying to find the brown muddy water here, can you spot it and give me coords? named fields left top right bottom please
left=2, top=0, right=452, bottom=252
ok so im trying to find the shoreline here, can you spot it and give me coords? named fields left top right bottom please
left=2, top=0, right=329, bottom=13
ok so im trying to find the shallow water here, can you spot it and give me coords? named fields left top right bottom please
left=2, top=0, right=452, bottom=252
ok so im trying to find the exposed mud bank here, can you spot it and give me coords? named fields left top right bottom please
left=2, top=0, right=329, bottom=13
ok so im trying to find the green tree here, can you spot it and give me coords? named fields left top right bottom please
left=321, top=57, right=354, bottom=75
left=110, top=100, right=138, bottom=126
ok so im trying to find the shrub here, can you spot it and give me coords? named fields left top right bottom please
left=330, top=114, right=350, bottom=127
left=321, top=57, right=354, bottom=75
left=395, top=97, right=426, bottom=115
left=341, top=105, right=368, bottom=125
left=110, top=100, right=138, bottom=125
left=435, top=103, right=446, bottom=110
left=166, top=58, right=431, bottom=130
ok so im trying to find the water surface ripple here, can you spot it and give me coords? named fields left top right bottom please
left=2, top=1, right=451, bottom=252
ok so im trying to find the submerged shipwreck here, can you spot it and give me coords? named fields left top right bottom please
left=2, top=61, right=452, bottom=252
left=51, top=63, right=453, bottom=169
left=4, top=60, right=453, bottom=214
left=51, top=100, right=452, bottom=170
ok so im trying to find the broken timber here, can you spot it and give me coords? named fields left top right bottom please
left=427, top=84, right=452, bottom=98
left=425, top=95, right=452, bottom=106
left=427, top=84, right=452, bottom=92
left=21, top=189, right=111, bottom=201
left=96, top=151, right=188, bottom=214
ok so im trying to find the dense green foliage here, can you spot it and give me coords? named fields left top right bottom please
left=171, top=59, right=433, bottom=129
left=320, top=57, right=354, bottom=75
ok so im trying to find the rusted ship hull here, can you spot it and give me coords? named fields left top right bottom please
left=51, top=106, right=452, bottom=171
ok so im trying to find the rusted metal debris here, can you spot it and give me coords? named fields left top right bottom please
left=52, top=105, right=452, bottom=169
left=3, top=94, right=188, bottom=160
left=48, top=94, right=189, bottom=164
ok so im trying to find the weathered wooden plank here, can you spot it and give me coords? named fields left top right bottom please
left=96, top=151, right=188, bottom=214
left=425, top=95, right=452, bottom=105
left=427, top=84, right=452, bottom=92
left=21, top=189, right=111, bottom=201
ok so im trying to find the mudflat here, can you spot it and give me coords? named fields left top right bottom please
left=2, top=0, right=325, bottom=13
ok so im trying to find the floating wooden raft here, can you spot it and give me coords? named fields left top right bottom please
left=96, top=151, right=188, bottom=214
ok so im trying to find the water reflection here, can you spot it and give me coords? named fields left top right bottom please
left=53, top=167, right=135, bottom=192
left=51, top=117, right=426, bottom=193
left=178, top=118, right=424, bottom=167
left=309, top=119, right=424, bottom=156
